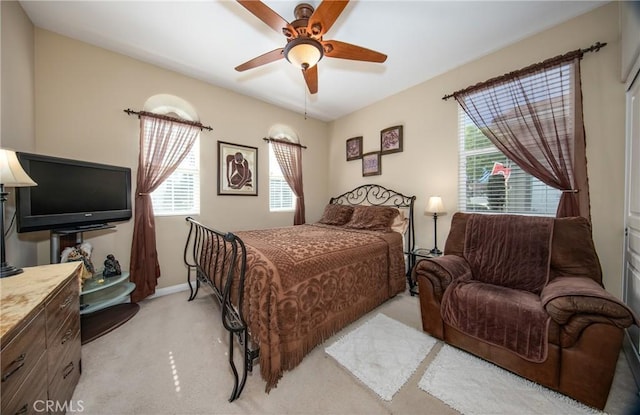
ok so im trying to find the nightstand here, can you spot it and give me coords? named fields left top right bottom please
left=406, top=248, right=441, bottom=295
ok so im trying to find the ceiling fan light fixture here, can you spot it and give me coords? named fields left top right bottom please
left=284, top=37, right=323, bottom=70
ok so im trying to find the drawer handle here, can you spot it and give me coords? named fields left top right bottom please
left=1, top=353, right=26, bottom=382
left=15, top=403, right=28, bottom=415
left=60, top=295, right=73, bottom=309
left=63, top=361, right=74, bottom=379
left=61, top=328, right=73, bottom=344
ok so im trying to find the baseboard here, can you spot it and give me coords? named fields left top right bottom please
left=623, top=330, right=640, bottom=390
left=146, top=283, right=190, bottom=300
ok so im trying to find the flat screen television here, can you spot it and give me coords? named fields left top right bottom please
left=15, top=152, right=132, bottom=233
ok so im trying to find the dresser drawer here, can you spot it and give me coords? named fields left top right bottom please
left=48, top=331, right=81, bottom=414
left=47, top=310, right=80, bottom=378
left=46, top=277, right=79, bottom=341
left=1, top=309, right=46, bottom=403
left=1, top=352, right=47, bottom=415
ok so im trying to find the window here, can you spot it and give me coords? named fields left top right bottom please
left=150, top=136, right=200, bottom=216
left=458, top=109, right=560, bottom=215
left=269, top=144, right=295, bottom=211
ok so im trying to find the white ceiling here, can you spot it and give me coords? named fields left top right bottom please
left=20, top=1, right=607, bottom=122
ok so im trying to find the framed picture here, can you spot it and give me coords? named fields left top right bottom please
left=346, top=136, right=363, bottom=161
left=362, top=151, right=381, bottom=176
left=217, top=141, right=258, bottom=196
left=380, top=125, right=403, bottom=155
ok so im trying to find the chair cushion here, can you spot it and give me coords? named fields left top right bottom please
left=463, top=213, right=554, bottom=294
left=442, top=280, right=550, bottom=362
left=550, top=216, right=602, bottom=283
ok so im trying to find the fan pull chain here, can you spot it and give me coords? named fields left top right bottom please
left=304, top=86, right=308, bottom=120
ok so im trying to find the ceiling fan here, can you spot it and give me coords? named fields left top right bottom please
left=235, top=0, right=387, bottom=94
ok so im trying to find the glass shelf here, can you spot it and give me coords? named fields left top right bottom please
left=81, top=271, right=130, bottom=295
left=80, top=282, right=135, bottom=315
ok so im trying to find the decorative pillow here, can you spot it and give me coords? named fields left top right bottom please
left=390, top=208, right=409, bottom=235
left=345, top=205, right=399, bottom=231
left=318, top=204, right=354, bottom=226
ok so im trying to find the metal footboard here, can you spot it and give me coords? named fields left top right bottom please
left=183, top=216, right=258, bottom=402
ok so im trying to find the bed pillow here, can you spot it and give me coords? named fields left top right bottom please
left=345, top=205, right=399, bottom=231
left=390, top=208, right=409, bottom=235
left=318, top=204, right=355, bottom=226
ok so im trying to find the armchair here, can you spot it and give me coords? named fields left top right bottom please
left=413, top=212, right=637, bottom=409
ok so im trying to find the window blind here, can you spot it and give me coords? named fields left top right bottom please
left=458, top=109, right=561, bottom=215
left=268, top=144, right=295, bottom=211
left=151, top=137, right=200, bottom=216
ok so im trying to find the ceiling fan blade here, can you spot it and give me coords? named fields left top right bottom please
left=237, top=1, right=297, bottom=39
left=307, top=0, right=349, bottom=38
left=322, top=40, right=387, bottom=63
left=235, top=48, right=284, bottom=72
left=302, top=65, right=318, bottom=94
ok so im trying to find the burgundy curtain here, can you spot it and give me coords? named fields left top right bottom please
left=271, top=139, right=306, bottom=225
left=454, top=51, right=590, bottom=219
left=130, top=115, right=199, bottom=302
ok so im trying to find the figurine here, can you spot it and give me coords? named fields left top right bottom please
left=60, top=242, right=95, bottom=283
left=103, top=254, right=122, bottom=278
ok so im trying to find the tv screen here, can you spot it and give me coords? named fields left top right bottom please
left=15, top=152, right=132, bottom=233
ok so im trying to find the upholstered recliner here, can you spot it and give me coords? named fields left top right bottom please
left=413, top=212, right=637, bottom=409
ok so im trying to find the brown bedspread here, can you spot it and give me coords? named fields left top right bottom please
left=235, top=223, right=405, bottom=391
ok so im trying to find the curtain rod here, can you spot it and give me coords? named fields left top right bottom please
left=123, top=108, right=213, bottom=131
left=263, top=137, right=307, bottom=149
left=441, top=41, right=607, bottom=101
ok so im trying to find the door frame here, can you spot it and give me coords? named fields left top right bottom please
left=623, top=52, right=640, bottom=388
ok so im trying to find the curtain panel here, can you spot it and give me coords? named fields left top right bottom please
left=454, top=52, right=590, bottom=219
left=271, top=139, right=306, bottom=225
left=130, top=115, right=199, bottom=302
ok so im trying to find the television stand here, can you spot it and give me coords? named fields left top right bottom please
left=80, top=271, right=138, bottom=344
left=50, top=224, right=115, bottom=263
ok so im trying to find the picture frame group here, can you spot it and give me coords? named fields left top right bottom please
left=345, top=125, right=403, bottom=177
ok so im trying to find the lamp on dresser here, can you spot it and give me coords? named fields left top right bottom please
left=0, top=149, right=37, bottom=278
left=425, top=196, right=446, bottom=256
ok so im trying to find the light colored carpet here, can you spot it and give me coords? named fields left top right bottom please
left=419, top=344, right=604, bottom=415
left=325, top=313, right=437, bottom=401
left=72, top=289, right=638, bottom=414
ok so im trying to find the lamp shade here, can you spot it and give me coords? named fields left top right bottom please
left=0, top=149, right=37, bottom=187
left=284, top=37, right=323, bottom=70
left=425, top=196, right=445, bottom=214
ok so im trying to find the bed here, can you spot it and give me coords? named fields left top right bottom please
left=183, top=184, right=415, bottom=401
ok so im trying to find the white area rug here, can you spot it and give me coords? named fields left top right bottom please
left=325, top=313, right=436, bottom=401
left=419, top=344, right=605, bottom=415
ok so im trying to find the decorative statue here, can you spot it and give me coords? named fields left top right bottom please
left=60, top=242, right=95, bottom=282
left=103, top=254, right=122, bottom=278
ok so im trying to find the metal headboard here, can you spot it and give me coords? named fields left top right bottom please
left=329, top=184, right=416, bottom=254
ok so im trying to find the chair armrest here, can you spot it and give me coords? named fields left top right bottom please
left=412, top=255, right=471, bottom=302
left=541, top=276, right=638, bottom=328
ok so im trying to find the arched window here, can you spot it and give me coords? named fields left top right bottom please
left=144, top=94, right=200, bottom=216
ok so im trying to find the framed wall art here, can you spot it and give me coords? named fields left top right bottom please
left=380, top=125, right=403, bottom=155
left=362, top=151, right=381, bottom=176
left=217, top=141, right=258, bottom=196
left=346, top=136, right=363, bottom=161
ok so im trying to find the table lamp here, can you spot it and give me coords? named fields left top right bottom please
left=425, top=196, right=446, bottom=255
left=1, top=149, right=37, bottom=278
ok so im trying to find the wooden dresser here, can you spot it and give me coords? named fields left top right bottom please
left=1, top=262, right=82, bottom=415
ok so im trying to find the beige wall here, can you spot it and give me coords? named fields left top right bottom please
left=31, top=30, right=330, bottom=290
left=329, top=3, right=626, bottom=297
left=5, top=2, right=627, bottom=298
left=1, top=0, right=38, bottom=268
